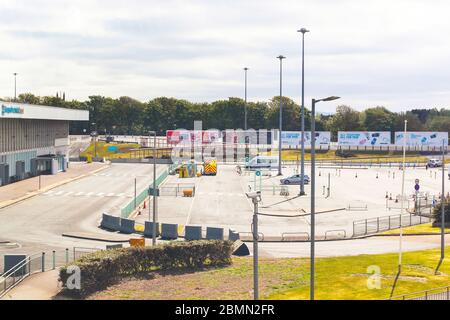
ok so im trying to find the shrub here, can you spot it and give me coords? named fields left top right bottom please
left=432, top=199, right=450, bottom=224
left=59, top=240, right=233, bottom=298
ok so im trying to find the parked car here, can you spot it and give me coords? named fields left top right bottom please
left=427, top=159, right=443, bottom=168
left=280, top=174, right=310, bottom=185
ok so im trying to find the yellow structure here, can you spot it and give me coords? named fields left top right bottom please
left=203, top=159, right=217, bottom=176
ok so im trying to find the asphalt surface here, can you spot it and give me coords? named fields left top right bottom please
left=0, top=163, right=165, bottom=260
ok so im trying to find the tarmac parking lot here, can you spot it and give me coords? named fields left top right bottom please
left=145, top=163, right=446, bottom=239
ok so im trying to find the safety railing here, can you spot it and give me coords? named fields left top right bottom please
left=158, top=183, right=196, bottom=197
left=352, top=213, right=431, bottom=237
left=324, top=229, right=347, bottom=240
left=390, top=286, right=450, bottom=300
left=0, top=247, right=100, bottom=298
left=281, top=232, right=310, bottom=241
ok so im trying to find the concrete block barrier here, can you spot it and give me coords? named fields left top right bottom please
left=228, top=229, right=240, bottom=241
left=120, top=218, right=136, bottom=234
left=144, top=221, right=160, bottom=238
left=185, top=226, right=202, bottom=240
left=206, top=227, right=224, bottom=240
left=100, top=213, right=121, bottom=231
left=161, top=223, right=178, bottom=240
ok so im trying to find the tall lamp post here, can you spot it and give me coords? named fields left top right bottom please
left=244, top=67, right=249, bottom=161
left=277, top=55, right=286, bottom=176
left=441, top=139, right=446, bottom=261
left=91, top=122, right=97, bottom=159
left=399, top=120, right=407, bottom=273
left=13, top=73, right=18, bottom=102
left=244, top=67, right=249, bottom=131
left=297, top=28, right=309, bottom=196
left=310, top=96, right=340, bottom=300
left=149, top=131, right=157, bottom=246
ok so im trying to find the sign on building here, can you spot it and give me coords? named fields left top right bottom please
left=338, top=132, right=391, bottom=146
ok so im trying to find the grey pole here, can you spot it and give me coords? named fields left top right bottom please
left=13, top=73, right=18, bottom=102
left=310, top=98, right=316, bottom=300
left=309, top=95, right=340, bottom=301
left=442, top=139, right=446, bottom=260
left=277, top=55, right=286, bottom=176
left=298, top=28, right=309, bottom=196
left=253, top=199, right=259, bottom=300
left=149, top=131, right=157, bottom=246
left=244, top=67, right=248, bottom=131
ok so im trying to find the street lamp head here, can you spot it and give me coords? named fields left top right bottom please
left=244, top=67, right=249, bottom=71
left=321, top=96, right=340, bottom=102
left=277, top=55, right=286, bottom=60
left=297, top=28, right=310, bottom=34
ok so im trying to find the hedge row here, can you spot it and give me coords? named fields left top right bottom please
left=59, top=240, right=234, bottom=298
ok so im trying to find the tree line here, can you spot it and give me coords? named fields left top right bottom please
left=4, top=93, right=450, bottom=139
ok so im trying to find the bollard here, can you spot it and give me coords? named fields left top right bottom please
left=65, top=248, right=69, bottom=264
left=355, top=173, right=358, bottom=178
left=376, top=173, right=379, bottom=179
left=41, top=252, right=46, bottom=272
left=52, top=251, right=56, bottom=270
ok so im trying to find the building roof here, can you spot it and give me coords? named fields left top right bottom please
left=0, top=101, right=89, bottom=121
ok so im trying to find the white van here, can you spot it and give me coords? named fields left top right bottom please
left=245, top=156, right=279, bottom=170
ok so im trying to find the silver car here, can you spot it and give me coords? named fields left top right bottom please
left=280, top=174, right=310, bottom=185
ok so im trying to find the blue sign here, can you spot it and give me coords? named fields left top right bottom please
left=255, top=170, right=261, bottom=177
left=415, top=184, right=420, bottom=191
left=1, top=105, right=24, bottom=116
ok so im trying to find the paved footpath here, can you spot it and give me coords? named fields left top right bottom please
left=1, top=269, right=61, bottom=300
left=0, top=162, right=108, bottom=209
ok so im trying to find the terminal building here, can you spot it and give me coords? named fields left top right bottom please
left=0, top=101, right=89, bottom=185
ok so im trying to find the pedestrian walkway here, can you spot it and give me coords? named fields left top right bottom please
left=1, top=269, right=61, bottom=300
left=41, top=190, right=133, bottom=198
left=0, top=162, right=108, bottom=209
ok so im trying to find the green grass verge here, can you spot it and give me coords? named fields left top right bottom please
left=380, top=222, right=450, bottom=235
left=90, top=246, right=450, bottom=300
left=273, top=150, right=430, bottom=162
left=80, top=142, right=140, bottom=159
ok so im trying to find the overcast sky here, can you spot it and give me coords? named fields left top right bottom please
left=1, top=0, right=450, bottom=113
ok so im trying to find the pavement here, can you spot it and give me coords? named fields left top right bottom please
left=0, top=162, right=109, bottom=209
left=1, top=269, right=61, bottom=300
left=0, top=163, right=166, bottom=266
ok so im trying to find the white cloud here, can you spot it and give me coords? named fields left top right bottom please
left=0, top=0, right=449, bottom=112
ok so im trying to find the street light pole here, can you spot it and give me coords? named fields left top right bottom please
left=149, top=131, right=157, bottom=246
left=277, top=55, right=286, bottom=176
left=298, top=28, right=309, bottom=196
left=13, top=73, right=18, bottom=102
left=310, top=96, right=340, bottom=300
left=441, top=139, right=446, bottom=261
left=244, top=67, right=248, bottom=131
left=399, top=120, right=407, bottom=273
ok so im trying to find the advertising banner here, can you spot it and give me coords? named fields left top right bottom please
left=281, top=131, right=331, bottom=147
left=166, top=130, right=191, bottom=145
left=166, top=130, right=222, bottom=145
left=338, top=131, right=391, bottom=146
left=395, top=132, right=448, bottom=147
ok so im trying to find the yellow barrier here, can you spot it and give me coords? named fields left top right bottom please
left=129, top=238, right=145, bottom=247
left=183, top=189, right=194, bottom=197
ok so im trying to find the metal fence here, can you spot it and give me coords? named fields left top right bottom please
left=353, top=213, right=431, bottom=237
left=391, top=286, right=450, bottom=300
left=158, top=183, right=196, bottom=197
left=0, top=247, right=101, bottom=298
left=121, top=163, right=178, bottom=218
